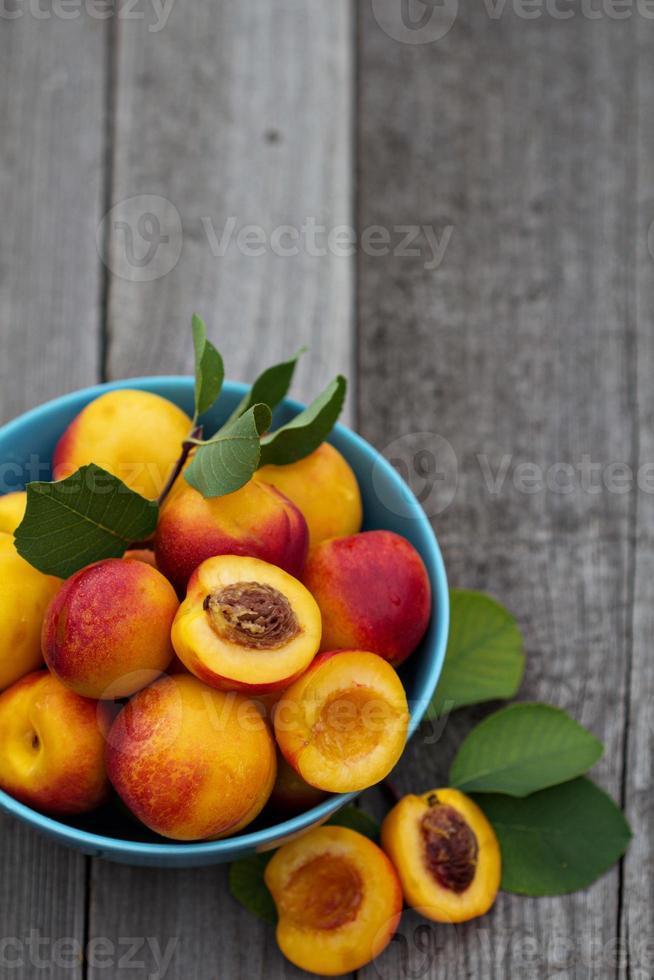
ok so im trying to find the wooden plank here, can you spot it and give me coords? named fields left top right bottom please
left=358, top=3, right=636, bottom=976
left=620, top=19, right=654, bottom=978
left=104, top=0, right=353, bottom=415
left=0, top=9, right=107, bottom=980
left=89, top=3, right=354, bottom=979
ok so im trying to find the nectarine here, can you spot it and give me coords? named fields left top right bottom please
left=53, top=389, right=192, bottom=500
left=172, top=555, right=321, bottom=694
left=274, top=650, right=409, bottom=793
left=0, top=671, right=112, bottom=815
left=303, top=530, right=431, bottom=665
left=256, top=443, right=362, bottom=549
left=42, top=558, right=178, bottom=699
left=265, top=825, right=402, bottom=975
left=106, top=674, right=277, bottom=840
left=155, top=478, right=309, bottom=593
left=381, top=788, right=501, bottom=923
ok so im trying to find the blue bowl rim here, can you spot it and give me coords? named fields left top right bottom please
left=0, top=375, right=450, bottom=860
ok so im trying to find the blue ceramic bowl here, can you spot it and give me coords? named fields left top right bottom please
left=0, top=377, right=449, bottom=866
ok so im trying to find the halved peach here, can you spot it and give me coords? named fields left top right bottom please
left=265, top=825, right=402, bottom=975
left=381, top=787, right=501, bottom=923
left=274, top=650, right=409, bottom=793
left=171, top=556, right=322, bottom=694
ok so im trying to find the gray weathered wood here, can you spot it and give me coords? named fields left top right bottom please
left=88, top=3, right=354, bottom=979
left=0, top=10, right=107, bottom=980
left=358, top=3, right=638, bottom=976
left=620, top=20, right=654, bottom=979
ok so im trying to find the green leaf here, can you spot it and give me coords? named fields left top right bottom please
left=191, top=314, right=224, bottom=418
left=227, top=348, right=306, bottom=424
left=426, top=589, right=525, bottom=720
left=14, top=465, right=159, bottom=579
left=449, top=703, right=603, bottom=797
left=184, top=404, right=272, bottom=498
left=476, top=778, right=631, bottom=896
left=258, top=375, right=346, bottom=467
left=327, top=807, right=380, bottom=841
left=228, top=852, right=277, bottom=925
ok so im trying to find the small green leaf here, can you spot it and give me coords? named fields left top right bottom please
left=191, top=314, right=224, bottom=418
left=258, top=375, right=346, bottom=467
left=426, top=589, right=525, bottom=720
left=327, top=807, right=380, bottom=841
left=14, top=465, right=158, bottom=579
left=476, top=778, right=632, bottom=896
left=227, top=348, right=306, bottom=423
left=185, top=404, right=272, bottom=498
left=450, top=703, right=603, bottom=796
left=228, top=852, right=277, bottom=925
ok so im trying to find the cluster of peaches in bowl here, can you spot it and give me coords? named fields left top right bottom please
left=0, top=378, right=448, bottom=867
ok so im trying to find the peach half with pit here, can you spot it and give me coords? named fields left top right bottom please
left=381, top=787, right=501, bottom=923
left=274, top=650, right=409, bottom=793
left=0, top=671, right=112, bottom=815
left=265, top=825, right=403, bottom=976
left=256, top=442, right=363, bottom=550
left=42, top=557, right=179, bottom=700
left=106, top=674, right=277, bottom=841
left=303, top=530, right=432, bottom=666
left=171, top=555, right=322, bottom=694
left=155, top=477, right=309, bottom=593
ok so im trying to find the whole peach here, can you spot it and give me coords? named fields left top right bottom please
left=0, top=491, right=27, bottom=534
left=256, top=443, right=362, bottom=549
left=53, top=389, right=192, bottom=500
left=0, top=672, right=112, bottom=815
left=42, top=558, right=178, bottom=699
left=155, top=478, right=308, bottom=593
left=106, top=674, right=277, bottom=840
left=303, top=530, right=431, bottom=665
left=0, top=536, right=61, bottom=692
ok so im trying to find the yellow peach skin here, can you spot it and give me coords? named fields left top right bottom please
left=256, top=443, right=363, bottom=549
left=172, top=555, right=322, bottom=694
left=42, top=558, right=178, bottom=699
left=381, top=788, right=501, bottom=923
left=0, top=536, right=61, bottom=692
left=265, top=825, right=403, bottom=975
left=0, top=491, right=27, bottom=534
left=155, top=477, right=309, bottom=593
left=53, top=389, right=193, bottom=500
left=106, top=674, right=277, bottom=841
left=0, top=671, right=112, bottom=815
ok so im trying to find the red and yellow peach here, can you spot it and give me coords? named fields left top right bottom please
left=42, top=557, right=178, bottom=700
left=106, top=674, right=277, bottom=840
left=303, top=530, right=431, bottom=666
left=155, top=478, right=309, bottom=593
left=0, top=671, right=112, bottom=815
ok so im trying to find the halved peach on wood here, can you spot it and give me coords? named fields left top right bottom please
left=171, top=556, right=322, bottom=694
left=274, top=650, right=409, bottom=793
left=265, top=825, right=403, bottom=976
left=381, top=787, right=501, bottom=923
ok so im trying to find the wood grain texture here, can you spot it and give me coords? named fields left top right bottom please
left=0, top=10, right=106, bottom=980
left=357, top=3, right=638, bottom=976
left=620, top=18, right=654, bottom=979
left=89, top=3, right=354, bottom=979
left=105, top=0, right=354, bottom=418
